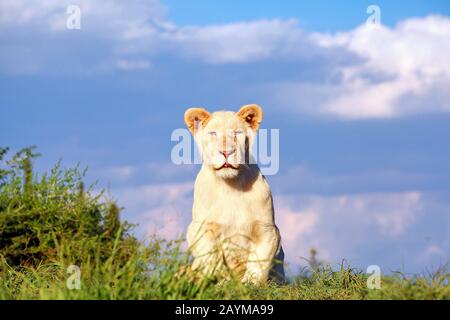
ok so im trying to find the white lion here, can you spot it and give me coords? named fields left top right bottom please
left=184, top=104, right=284, bottom=284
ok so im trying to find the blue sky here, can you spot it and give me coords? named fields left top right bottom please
left=165, top=0, right=450, bottom=30
left=1, top=0, right=450, bottom=275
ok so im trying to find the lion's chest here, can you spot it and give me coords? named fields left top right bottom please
left=197, top=183, right=259, bottom=222
left=194, top=187, right=268, bottom=246
left=191, top=168, right=273, bottom=250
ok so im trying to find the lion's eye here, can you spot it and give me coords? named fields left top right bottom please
left=234, top=130, right=244, bottom=135
left=208, top=131, right=217, bottom=136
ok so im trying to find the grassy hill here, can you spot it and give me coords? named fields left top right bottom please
left=0, top=147, right=448, bottom=300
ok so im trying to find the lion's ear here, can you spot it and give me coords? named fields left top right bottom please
left=237, top=104, right=263, bottom=131
left=184, top=108, right=211, bottom=135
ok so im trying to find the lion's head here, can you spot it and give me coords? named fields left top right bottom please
left=184, top=104, right=263, bottom=179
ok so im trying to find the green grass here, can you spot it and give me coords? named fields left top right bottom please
left=0, top=146, right=449, bottom=300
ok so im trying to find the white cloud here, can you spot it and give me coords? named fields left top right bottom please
left=0, top=1, right=324, bottom=71
left=113, top=182, right=193, bottom=239
left=418, top=244, right=446, bottom=264
left=165, top=19, right=306, bottom=64
left=0, top=0, right=166, bottom=74
left=276, top=204, right=319, bottom=256
left=138, top=205, right=187, bottom=240
left=310, top=15, right=450, bottom=119
left=0, top=1, right=310, bottom=72
left=1, top=1, right=449, bottom=118
left=159, top=14, right=450, bottom=119
left=272, top=191, right=425, bottom=267
left=373, top=192, right=422, bottom=236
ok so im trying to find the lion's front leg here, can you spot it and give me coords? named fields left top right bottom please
left=187, top=221, right=223, bottom=276
left=242, top=225, right=281, bottom=284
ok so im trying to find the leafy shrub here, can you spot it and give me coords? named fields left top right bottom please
left=0, top=146, right=135, bottom=268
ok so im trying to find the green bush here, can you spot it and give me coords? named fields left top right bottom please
left=0, top=146, right=134, bottom=268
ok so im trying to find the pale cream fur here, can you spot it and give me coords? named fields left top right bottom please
left=184, top=104, right=284, bottom=284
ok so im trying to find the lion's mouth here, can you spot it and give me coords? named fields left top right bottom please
left=217, top=163, right=238, bottom=170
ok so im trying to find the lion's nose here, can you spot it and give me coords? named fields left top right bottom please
left=219, top=150, right=235, bottom=159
